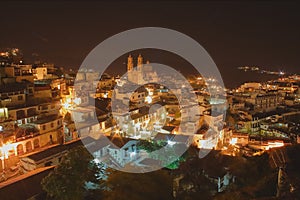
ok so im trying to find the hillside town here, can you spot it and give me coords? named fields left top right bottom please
left=0, top=48, right=300, bottom=199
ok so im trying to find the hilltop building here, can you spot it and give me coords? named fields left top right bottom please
left=127, top=54, right=158, bottom=85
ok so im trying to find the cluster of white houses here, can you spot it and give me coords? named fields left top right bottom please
left=0, top=61, right=66, bottom=171
left=2, top=50, right=300, bottom=198
left=0, top=54, right=231, bottom=175
left=9, top=54, right=299, bottom=177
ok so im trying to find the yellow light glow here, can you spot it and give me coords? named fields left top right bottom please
left=266, top=141, right=284, bottom=149
left=0, top=142, right=17, bottom=159
left=0, top=108, right=8, bottom=119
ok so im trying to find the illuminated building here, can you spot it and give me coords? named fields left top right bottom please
left=193, top=112, right=225, bottom=150
left=229, top=132, right=249, bottom=146
left=19, top=138, right=85, bottom=173
left=112, top=101, right=167, bottom=139
left=127, top=54, right=158, bottom=84
left=4, top=64, right=34, bottom=83
left=233, top=91, right=279, bottom=112
left=127, top=54, right=143, bottom=84
left=0, top=64, right=65, bottom=171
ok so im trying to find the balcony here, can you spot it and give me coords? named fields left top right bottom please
left=27, top=108, right=37, bottom=117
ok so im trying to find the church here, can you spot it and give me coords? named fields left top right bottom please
left=127, top=54, right=158, bottom=85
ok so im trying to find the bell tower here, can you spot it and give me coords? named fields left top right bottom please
left=137, top=54, right=143, bottom=70
left=127, top=54, right=133, bottom=72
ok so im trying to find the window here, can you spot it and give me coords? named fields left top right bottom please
left=41, top=105, right=48, bottom=110
left=18, top=95, right=23, bottom=101
left=42, top=125, right=46, bottom=130
left=50, top=123, right=54, bottom=128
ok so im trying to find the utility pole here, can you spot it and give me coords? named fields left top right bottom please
left=274, top=149, right=288, bottom=198
left=276, top=167, right=284, bottom=198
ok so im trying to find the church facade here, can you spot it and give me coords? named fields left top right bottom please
left=127, top=54, right=158, bottom=85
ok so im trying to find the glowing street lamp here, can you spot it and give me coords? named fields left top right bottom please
left=130, top=151, right=136, bottom=159
left=145, top=96, right=152, bottom=104
left=167, top=140, right=175, bottom=146
left=63, top=102, right=70, bottom=109
left=230, top=138, right=238, bottom=145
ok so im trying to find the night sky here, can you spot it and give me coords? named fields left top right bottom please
left=1, top=1, right=300, bottom=88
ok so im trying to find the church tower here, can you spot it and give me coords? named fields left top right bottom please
left=137, top=54, right=143, bottom=70
left=127, top=54, right=133, bottom=72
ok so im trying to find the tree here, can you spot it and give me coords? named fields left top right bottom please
left=214, top=153, right=277, bottom=199
left=172, top=148, right=218, bottom=199
left=137, top=140, right=187, bottom=169
left=104, top=169, right=173, bottom=200
left=41, top=146, right=104, bottom=200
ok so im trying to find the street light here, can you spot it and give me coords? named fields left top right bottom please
left=145, top=96, right=152, bottom=104
left=167, top=140, right=175, bottom=146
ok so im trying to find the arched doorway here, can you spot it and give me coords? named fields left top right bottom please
left=49, top=135, right=53, bottom=144
left=17, top=144, right=24, bottom=155
left=33, top=139, right=40, bottom=149
left=25, top=141, right=32, bottom=152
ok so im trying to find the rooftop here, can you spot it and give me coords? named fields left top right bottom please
left=154, top=133, right=190, bottom=143
left=33, top=114, right=62, bottom=124
left=23, top=139, right=85, bottom=162
left=0, top=82, right=28, bottom=93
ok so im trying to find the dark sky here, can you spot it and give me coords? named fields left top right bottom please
left=1, top=1, right=300, bottom=88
